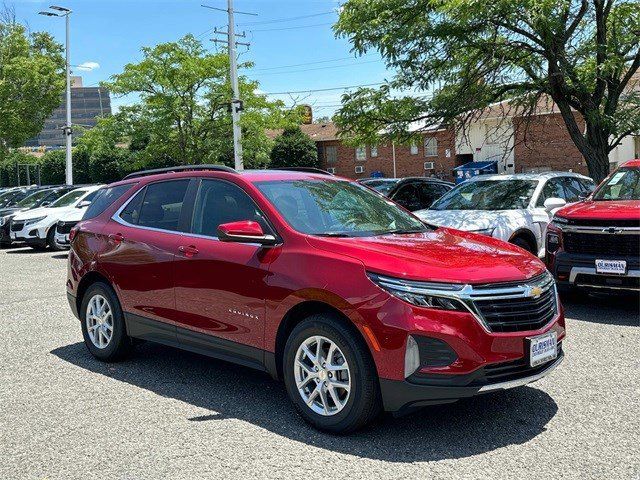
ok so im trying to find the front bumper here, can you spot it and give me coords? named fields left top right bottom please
left=381, top=346, right=564, bottom=412
left=10, top=223, right=47, bottom=244
left=550, top=251, right=640, bottom=292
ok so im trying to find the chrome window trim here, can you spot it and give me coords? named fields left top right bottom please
left=369, top=271, right=559, bottom=334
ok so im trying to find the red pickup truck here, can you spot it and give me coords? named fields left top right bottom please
left=546, top=159, right=640, bottom=293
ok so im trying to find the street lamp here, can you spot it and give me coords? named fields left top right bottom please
left=39, top=5, right=73, bottom=185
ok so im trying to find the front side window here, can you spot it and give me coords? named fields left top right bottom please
left=424, top=137, right=438, bottom=157
left=391, top=184, right=422, bottom=211
left=361, top=179, right=399, bottom=195
left=537, top=178, right=566, bottom=206
left=593, top=168, right=640, bottom=200
left=120, top=180, right=189, bottom=231
left=15, top=189, right=54, bottom=208
left=256, top=179, right=428, bottom=237
left=432, top=180, right=538, bottom=211
left=191, top=179, right=270, bottom=237
left=50, top=189, right=89, bottom=208
left=355, top=146, right=367, bottom=161
left=417, top=183, right=450, bottom=209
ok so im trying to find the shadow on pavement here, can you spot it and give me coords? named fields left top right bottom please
left=52, top=341, right=558, bottom=461
left=561, top=291, right=640, bottom=327
left=51, top=253, right=69, bottom=259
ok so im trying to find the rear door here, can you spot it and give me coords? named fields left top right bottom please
left=99, top=179, right=192, bottom=343
left=173, top=178, right=276, bottom=365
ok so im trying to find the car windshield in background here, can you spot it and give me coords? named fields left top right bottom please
left=50, top=189, right=87, bottom=208
left=431, top=179, right=538, bottom=210
left=592, top=168, right=640, bottom=201
left=361, top=179, right=399, bottom=195
left=256, top=179, right=428, bottom=237
left=15, top=189, right=53, bottom=208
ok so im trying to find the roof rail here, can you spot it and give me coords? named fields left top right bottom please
left=123, top=164, right=237, bottom=180
left=269, top=167, right=334, bottom=176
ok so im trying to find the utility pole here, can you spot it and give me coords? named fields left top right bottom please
left=203, top=2, right=253, bottom=171
left=39, top=5, right=73, bottom=185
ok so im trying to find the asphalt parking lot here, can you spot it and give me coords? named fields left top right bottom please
left=1, top=247, right=638, bottom=480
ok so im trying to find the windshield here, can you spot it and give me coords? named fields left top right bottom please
left=0, top=190, right=29, bottom=208
left=431, top=179, right=538, bottom=210
left=593, top=168, right=639, bottom=201
left=256, top=179, right=428, bottom=237
left=361, top=179, right=399, bottom=195
left=50, top=189, right=88, bottom=208
left=15, top=189, right=53, bottom=208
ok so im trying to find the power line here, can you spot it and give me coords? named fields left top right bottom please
left=256, top=59, right=382, bottom=77
left=251, top=22, right=333, bottom=32
left=264, top=82, right=385, bottom=95
left=239, top=11, right=335, bottom=26
left=253, top=53, right=376, bottom=71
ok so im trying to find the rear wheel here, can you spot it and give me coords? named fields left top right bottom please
left=283, top=314, right=381, bottom=434
left=80, top=282, right=132, bottom=361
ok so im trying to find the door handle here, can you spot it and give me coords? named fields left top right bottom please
left=108, top=233, right=124, bottom=243
left=178, top=245, right=199, bottom=257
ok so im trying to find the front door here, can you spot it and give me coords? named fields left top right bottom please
left=173, top=178, right=276, bottom=365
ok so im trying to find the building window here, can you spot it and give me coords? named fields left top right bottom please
left=424, top=137, right=438, bottom=157
left=370, top=145, right=378, bottom=157
left=410, top=143, right=418, bottom=155
left=356, top=146, right=367, bottom=161
left=325, top=145, right=338, bottom=164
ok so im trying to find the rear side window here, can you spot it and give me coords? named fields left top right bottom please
left=120, top=180, right=190, bottom=232
left=83, top=184, right=135, bottom=220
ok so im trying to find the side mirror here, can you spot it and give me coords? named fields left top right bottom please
left=76, top=200, right=91, bottom=209
left=217, top=220, right=277, bottom=246
left=543, top=197, right=566, bottom=212
left=41, top=201, right=51, bottom=207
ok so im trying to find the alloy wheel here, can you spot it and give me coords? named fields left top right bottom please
left=294, top=335, right=351, bottom=416
left=85, top=294, right=114, bottom=349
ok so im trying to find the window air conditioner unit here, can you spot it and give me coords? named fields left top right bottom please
left=424, top=161, right=435, bottom=170
left=327, top=167, right=336, bottom=174
left=355, top=165, right=364, bottom=174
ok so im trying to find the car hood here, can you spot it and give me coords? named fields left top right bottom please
left=306, top=228, right=545, bottom=284
left=13, top=206, right=74, bottom=221
left=556, top=200, right=640, bottom=221
left=415, top=209, right=528, bottom=232
left=57, top=208, right=87, bottom=222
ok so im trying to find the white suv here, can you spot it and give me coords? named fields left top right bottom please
left=414, top=172, right=594, bottom=257
left=10, top=185, right=102, bottom=250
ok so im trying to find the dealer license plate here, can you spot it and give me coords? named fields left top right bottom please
left=595, top=259, right=627, bottom=275
left=529, top=331, right=557, bottom=367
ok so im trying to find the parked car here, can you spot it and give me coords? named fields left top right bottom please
left=0, top=186, right=75, bottom=247
left=66, top=166, right=564, bottom=433
left=414, top=172, right=595, bottom=256
left=54, top=191, right=102, bottom=249
left=546, top=160, right=640, bottom=293
left=0, top=186, right=39, bottom=210
left=10, top=185, right=102, bottom=250
left=359, top=177, right=454, bottom=212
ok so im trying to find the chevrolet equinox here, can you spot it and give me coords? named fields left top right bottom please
left=66, top=165, right=565, bottom=433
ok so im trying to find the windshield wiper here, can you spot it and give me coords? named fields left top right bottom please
left=314, top=232, right=352, bottom=237
left=384, top=228, right=427, bottom=235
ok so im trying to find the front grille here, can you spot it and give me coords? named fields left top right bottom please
left=473, top=285, right=557, bottom=333
left=561, top=218, right=640, bottom=228
left=10, top=221, right=24, bottom=232
left=481, top=343, right=563, bottom=384
left=56, top=221, right=77, bottom=234
left=564, top=232, right=639, bottom=256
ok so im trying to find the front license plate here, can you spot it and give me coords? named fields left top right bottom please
left=595, top=259, right=627, bottom=275
left=529, top=331, right=557, bottom=367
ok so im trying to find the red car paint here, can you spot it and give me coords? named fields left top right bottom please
left=546, top=160, right=640, bottom=292
left=67, top=169, right=565, bottom=411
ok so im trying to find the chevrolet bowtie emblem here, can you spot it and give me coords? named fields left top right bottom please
left=529, top=286, right=543, bottom=298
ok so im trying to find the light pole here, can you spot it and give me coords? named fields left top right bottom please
left=39, top=5, right=73, bottom=185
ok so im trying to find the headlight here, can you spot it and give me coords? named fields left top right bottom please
left=0, top=216, right=7, bottom=226
left=368, top=272, right=467, bottom=311
left=470, top=227, right=494, bottom=236
left=24, top=216, right=46, bottom=226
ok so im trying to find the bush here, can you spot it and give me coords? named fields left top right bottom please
left=40, top=150, right=66, bottom=185
left=0, top=151, right=41, bottom=187
left=269, top=127, right=319, bottom=169
left=88, top=149, right=132, bottom=184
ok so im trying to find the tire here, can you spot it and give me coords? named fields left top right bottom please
left=283, top=314, right=381, bottom=434
left=79, top=282, right=133, bottom=361
left=511, top=236, right=536, bottom=255
left=47, top=227, right=65, bottom=251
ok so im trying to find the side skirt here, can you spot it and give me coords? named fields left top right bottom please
left=124, top=312, right=268, bottom=373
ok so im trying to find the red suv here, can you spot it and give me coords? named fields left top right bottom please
left=66, top=166, right=565, bottom=433
left=547, top=159, right=640, bottom=293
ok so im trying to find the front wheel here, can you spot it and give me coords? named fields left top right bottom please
left=47, top=227, right=66, bottom=251
left=80, top=282, right=132, bottom=361
left=283, top=314, right=381, bottom=434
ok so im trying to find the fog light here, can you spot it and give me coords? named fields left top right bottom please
left=404, top=335, right=420, bottom=378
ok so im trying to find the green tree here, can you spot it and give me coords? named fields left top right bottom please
left=102, top=35, right=297, bottom=168
left=335, top=0, right=640, bottom=181
left=40, top=150, right=65, bottom=185
left=0, top=6, right=64, bottom=155
left=270, top=127, right=319, bottom=169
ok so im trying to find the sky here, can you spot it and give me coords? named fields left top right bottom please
left=12, top=0, right=391, bottom=118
